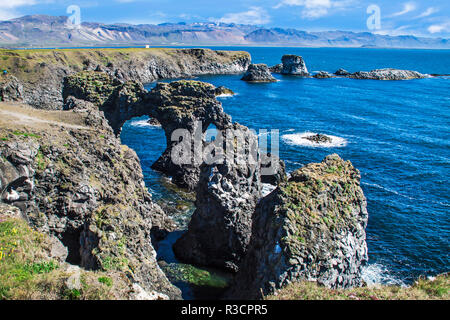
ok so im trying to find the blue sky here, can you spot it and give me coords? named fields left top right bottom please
left=0, top=0, right=449, bottom=37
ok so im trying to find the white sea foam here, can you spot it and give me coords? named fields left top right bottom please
left=129, top=119, right=160, bottom=128
left=361, top=263, right=406, bottom=287
left=282, top=131, right=348, bottom=148
left=216, top=93, right=235, bottom=98
left=261, top=183, right=277, bottom=197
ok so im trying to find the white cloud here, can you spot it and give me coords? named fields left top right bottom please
left=428, top=22, right=450, bottom=34
left=0, top=0, right=37, bottom=9
left=0, top=0, right=38, bottom=20
left=215, top=7, right=270, bottom=25
left=389, top=2, right=416, bottom=18
left=273, top=0, right=352, bottom=19
left=415, top=7, right=438, bottom=19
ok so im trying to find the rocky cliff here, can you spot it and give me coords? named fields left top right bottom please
left=0, top=101, right=180, bottom=299
left=173, top=123, right=262, bottom=272
left=227, top=154, right=368, bottom=299
left=0, top=48, right=250, bottom=109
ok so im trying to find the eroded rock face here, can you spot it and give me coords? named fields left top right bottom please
left=349, top=68, right=427, bottom=80
left=0, top=100, right=180, bottom=299
left=227, top=154, right=369, bottom=299
left=0, top=75, right=23, bottom=102
left=281, top=55, right=309, bottom=76
left=173, top=124, right=262, bottom=272
left=241, top=64, right=276, bottom=82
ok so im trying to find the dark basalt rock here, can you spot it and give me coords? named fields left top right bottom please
left=349, top=68, right=427, bottom=80
left=269, top=63, right=283, bottom=74
left=241, top=64, right=276, bottom=82
left=334, top=68, right=350, bottom=76
left=313, top=71, right=334, bottom=79
left=147, top=118, right=161, bottom=126
left=214, top=86, right=235, bottom=96
left=173, top=124, right=262, bottom=272
left=281, top=55, right=309, bottom=76
left=227, top=154, right=369, bottom=299
left=260, top=153, right=287, bottom=186
left=63, top=73, right=233, bottom=190
left=303, top=133, right=333, bottom=144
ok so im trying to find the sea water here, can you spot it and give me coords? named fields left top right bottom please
left=121, top=47, right=450, bottom=294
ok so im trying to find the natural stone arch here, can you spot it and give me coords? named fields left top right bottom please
left=63, top=72, right=234, bottom=190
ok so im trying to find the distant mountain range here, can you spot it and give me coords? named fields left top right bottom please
left=0, top=15, right=449, bottom=49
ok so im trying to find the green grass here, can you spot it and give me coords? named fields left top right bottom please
left=35, top=149, right=47, bottom=171
left=98, top=276, right=113, bottom=287
left=266, top=274, right=450, bottom=300
left=12, top=131, right=40, bottom=139
left=0, top=216, right=135, bottom=300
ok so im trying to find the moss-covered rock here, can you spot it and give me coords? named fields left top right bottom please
left=227, top=154, right=369, bottom=299
left=0, top=210, right=169, bottom=300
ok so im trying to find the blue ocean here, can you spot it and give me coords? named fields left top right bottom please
left=121, top=47, right=450, bottom=292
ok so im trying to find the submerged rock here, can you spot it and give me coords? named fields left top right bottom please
left=349, top=68, right=427, bottom=80
left=227, top=154, right=369, bottom=299
left=303, top=133, right=333, bottom=144
left=241, top=64, right=276, bottom=82
left=313, top=71, right=334, bottom=79
left=281, top=55, right=309, bottom=76
left=214, top=86, right=235, bottom=96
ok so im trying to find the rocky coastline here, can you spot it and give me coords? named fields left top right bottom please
left=0, top=48, right=250, bottom=110
left=0, top=48, right=443, bottom=301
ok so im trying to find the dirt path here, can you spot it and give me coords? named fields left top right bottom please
left=0, top=102, right=90, bottom=130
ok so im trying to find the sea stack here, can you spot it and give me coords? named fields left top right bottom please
left=281, top=55, right=309, bottom=76
left=241, top=64, right=277, bottom=82
left=227, top=154, right=369, bottom=299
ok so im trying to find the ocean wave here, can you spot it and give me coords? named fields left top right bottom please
left=361, top=263, right=405, bottom=287
left=362, top=182, right=450, bottom=207
left=282, top=132, right=348, bottom=148
left=129, top=119, right=160, bottom=128
left=261, top=183, right=277, bottom=197
left=216, top=93, right=235, bottom=98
